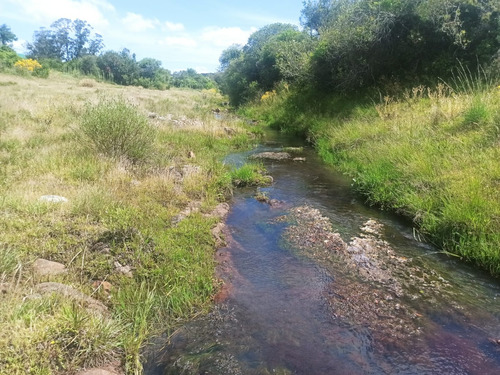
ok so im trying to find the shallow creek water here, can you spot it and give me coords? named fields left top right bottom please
left=146, top=131, right=500, bottom=374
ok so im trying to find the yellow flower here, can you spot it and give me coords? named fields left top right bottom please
left=261, top=90, right=277, bottom=101
left=14, top=58, right=42, bottom=72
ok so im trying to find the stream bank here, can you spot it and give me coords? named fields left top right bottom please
left=145, top=130, right=500, bottom=375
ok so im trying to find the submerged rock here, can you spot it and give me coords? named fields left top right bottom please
left=279, top=205, right=457, bottom=348
left=250, top=152, right=291, bottom=160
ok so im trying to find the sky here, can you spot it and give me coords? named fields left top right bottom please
left=1, top=0, right=304, bottom=73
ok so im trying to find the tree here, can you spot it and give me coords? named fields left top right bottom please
left=171, top=68, right=215, bottom=90
left=96, top=49, right=140, bottom=85
left=27, top=18, right=104, bottom=61
left=138, top=58, right=162, bottom=79
left=0, top=24, right=17, bottom=46
left=218, top=23, right=301, bottom=105
left=219, top=44, right=242, bottom=71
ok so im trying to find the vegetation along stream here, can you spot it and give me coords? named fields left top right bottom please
left=145, top=130, right=500, bottom=374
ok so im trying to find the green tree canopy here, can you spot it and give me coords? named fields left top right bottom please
left=27, top=18, right=104, bottom=61
left=0, top=24, right=17, bottom=46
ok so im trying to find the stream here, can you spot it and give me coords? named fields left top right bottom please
left=145, top=130, right=500, bottom=374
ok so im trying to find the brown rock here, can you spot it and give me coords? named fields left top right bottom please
left=92, top=280, right=113, bottom=294
left=33, top=258, right=66, bottom=277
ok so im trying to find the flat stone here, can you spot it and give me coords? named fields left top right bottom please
left=76, top=368, right=119, bottom=375
left=39, top=195, right=68, bottom=203
left=32, top=282, right=108, bottom=314
left=33, top=258, right=66, bottom=277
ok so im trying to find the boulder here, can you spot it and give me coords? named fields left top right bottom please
left=33, top=258, right=66, bottom=277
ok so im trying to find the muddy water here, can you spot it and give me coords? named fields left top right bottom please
left=145, top=131, right=500, bottom=375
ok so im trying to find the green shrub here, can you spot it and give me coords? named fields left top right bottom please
left=32, top=65, right=50, bottom=78
left=79, top=98, right=157, bottom=162
left=0, top=45, right=19, bottom=69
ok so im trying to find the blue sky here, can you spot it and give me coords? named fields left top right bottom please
left=1, top=0, right=304, bottom=72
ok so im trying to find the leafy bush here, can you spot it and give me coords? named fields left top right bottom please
left=79, top=98, right=157, bottom=162
left=0, top=45, right=19, bottom=69
left=32, top=64, right=49, bottom=78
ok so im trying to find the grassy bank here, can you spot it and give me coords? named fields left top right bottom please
left=0, top=72, right=256, bottom=374
left=244, top=81, right=500, bottom=277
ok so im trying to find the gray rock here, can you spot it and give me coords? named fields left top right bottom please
left=33, top=258, right=66, bottom=277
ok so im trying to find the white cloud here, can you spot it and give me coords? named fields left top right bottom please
left=11, top=39, right=27, bottom=54
left=122, top=12, right=159, bottom=32
left=201, top=26, right=256, bottom=48
left=164, top=21, right=184, bottom=32
left=6, top=0, right=112, bottom=28
left=160, top=36, right=197, bottom=48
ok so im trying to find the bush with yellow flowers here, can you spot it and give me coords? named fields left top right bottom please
left=13, top=58, right=49, bottom=78
left=261, top=90, right=276, bottom=102
left=14, top=58, right=42, bottom=72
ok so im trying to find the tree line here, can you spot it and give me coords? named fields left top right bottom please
left=217, top=0, right=500, bottom=105
left=0, top=20, right=214, bottom=90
